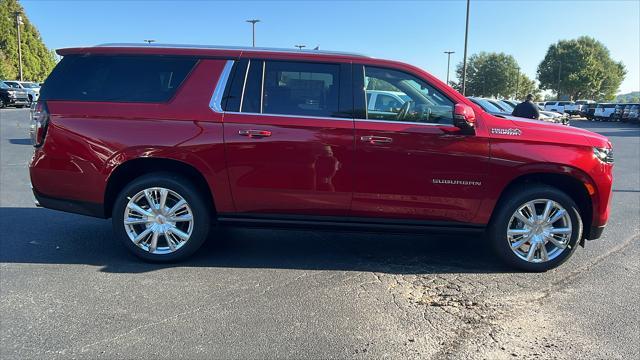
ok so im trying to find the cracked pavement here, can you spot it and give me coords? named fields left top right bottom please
left=1, top=109, right=639, bottom=359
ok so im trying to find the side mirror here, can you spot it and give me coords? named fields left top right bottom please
left=453, top=103, right=476, bottom=134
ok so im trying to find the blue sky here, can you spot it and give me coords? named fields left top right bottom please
left=22, top=0, right=640, bottom=94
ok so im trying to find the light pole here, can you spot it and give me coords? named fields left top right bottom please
left=14, top=12, right=23, bottom=81
left=246, top=19, right=260, bottom=47
left=294, top=44, right=306, bottom=51
left=514, top=66, right=520, bottom=99
left=556, top=60, right=562, bottom=100
left=461, top=0, right=470, bottom=95
left=444, top=51, right=455, bottom=85
left=143, top=39, right=156, bottom=45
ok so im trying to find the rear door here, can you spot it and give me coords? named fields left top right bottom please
left=221, top=59, right=355, bottom=216
left=351, top=65, right=490, bottom=223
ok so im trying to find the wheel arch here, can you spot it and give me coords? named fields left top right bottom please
left=104, top=157, right=216, bottom=218
left=490, top=172, right=594, bottom=235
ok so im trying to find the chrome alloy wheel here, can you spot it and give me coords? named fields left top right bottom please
left=123, top=187, right=194, bottom=254
left=507, top=199, right=572, bottom=263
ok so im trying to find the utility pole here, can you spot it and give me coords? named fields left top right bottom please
left=444, top=51, right=455, bottom=85
left=246, top=19, right=260, bottom=47
left=14, top=12, right=23, bottom=81
left=461, top=0, right=470, bottom=95
left=557, top=60, right=562, bottom=100
left=294, top=44, right=306, bottom=51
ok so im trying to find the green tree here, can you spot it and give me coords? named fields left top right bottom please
left=453, top=52, right=536, bottom=99
left=0, top=0, right=56, bottom=81
left=537, top=36, right=626, bottom=101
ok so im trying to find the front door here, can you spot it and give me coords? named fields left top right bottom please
left=222, top=59, right=354, bottom=216
left=352, top=65, right=490, bottom=223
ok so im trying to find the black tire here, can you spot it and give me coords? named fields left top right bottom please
left=112, top=172, right=211, bottom=262
left=488, top=184, right=582, bottom=272
left=0, top=98, right=5, bottom=109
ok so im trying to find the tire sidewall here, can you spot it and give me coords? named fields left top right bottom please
left=112, top=172, right=211, bottom=262
left=489, top=186, right=583, bottom=272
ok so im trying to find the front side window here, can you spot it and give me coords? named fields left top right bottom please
left=363, top=66, right=454, bottom=125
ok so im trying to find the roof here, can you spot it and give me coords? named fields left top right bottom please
left=57, top=43, right=369, bottom=59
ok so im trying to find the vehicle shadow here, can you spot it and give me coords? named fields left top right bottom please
left=0, top=207, right=509, bottom=275
left=8, top=138, right=32, bottom=145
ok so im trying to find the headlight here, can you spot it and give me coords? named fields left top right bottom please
left=7, top=91, right=16, bottom=97
left=593, top=147, right=614, bottom=164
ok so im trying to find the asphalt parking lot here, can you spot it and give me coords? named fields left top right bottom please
left=1, top=108, right=638, bottom=359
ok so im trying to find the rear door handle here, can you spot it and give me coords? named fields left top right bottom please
left=360, top=135, right=393, bottom=144
left=238, top=129, right=272, bottom=138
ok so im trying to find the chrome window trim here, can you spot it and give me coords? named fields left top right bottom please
left=223, top=111, right=354, bottom=122
left=355, top=119, right=456, bottom=127
left=260, top=61, right=266, bottom=114
left=209, top=60, right=234, bottom=113
left=238, top=60, right=251, bottom=112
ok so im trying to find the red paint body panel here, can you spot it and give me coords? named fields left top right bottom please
left=30, top=59, right=236, bottom=212
left=222, top=114, right=354, bottom=215
left=352, top=120, right=489, bottom=222
left=30, top=46, right=613, bottom=237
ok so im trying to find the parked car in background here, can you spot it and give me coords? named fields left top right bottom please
left=536, top=101, right=546, bottom=108
left=593, top=103, right=616, bottom=121
left=544, top=101, right=573, bottom=113
left=613, top=104, right=626, bottom=121
left=627, top=104, right=640, bottom=124
left=0, top=81, right=30, bottom=108
left=585, top=103, right=598, bottom=120
left=499, top=99, right=568, bottom=125
left=30, top=43, right=614, bottom=271
left=564, top=100, right=594, bottom=116
left=620, top=104, right=638, bottom=122
left=3, top=80, right=40, bottom=104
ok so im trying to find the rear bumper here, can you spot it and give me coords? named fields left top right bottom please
left=32, top=188, right=106, bottom=218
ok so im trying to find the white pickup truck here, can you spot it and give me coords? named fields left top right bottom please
left=593, top=103, right=616, bottom=121
left=544, top=101, right=574, bottom=114
left=565, top=100, right=595, bottom=116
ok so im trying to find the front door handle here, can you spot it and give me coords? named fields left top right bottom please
left=238, top=129, right=272, bottom=138
left=360, top=135, right=393, bottom=144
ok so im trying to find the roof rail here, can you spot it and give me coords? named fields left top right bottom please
left=95, top=43, right=369, bottom=58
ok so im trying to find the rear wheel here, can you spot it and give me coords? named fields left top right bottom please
left=0, top=98, right=5, bottom=108
left=112, top=172, right=211, bottom=262
left=488, top=185, right=582, bottom=272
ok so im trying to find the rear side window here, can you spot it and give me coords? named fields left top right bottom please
left=40, top=55, right=197, bottom=103
left=262, top=61, right=340, bottom=117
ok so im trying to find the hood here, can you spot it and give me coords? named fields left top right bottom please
left=507, top=117, right=611, bottom=148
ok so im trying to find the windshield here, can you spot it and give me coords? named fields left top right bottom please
left=5, top=82, right=20, bottom=88
left=0, top=82, right=8, bottom=89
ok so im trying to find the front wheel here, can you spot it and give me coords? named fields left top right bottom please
left=112, top=172, right=211, bottom=262
left=488, top=185, right=582, bottom=272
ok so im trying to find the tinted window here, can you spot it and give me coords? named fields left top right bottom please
left=40, top=55, right=197, bottom=102
left=363, top=66, right=454, bottom=124
left=240, top=60, right=263, bottom=113
left=252, top=61, right=340, bottom=117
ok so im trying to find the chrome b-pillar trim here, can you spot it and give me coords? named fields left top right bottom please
left=209, top=60, right=235, bottom=113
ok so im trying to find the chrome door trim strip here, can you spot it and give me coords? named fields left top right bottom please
left=223, top=111, right=354, bottom=122
left=209, top=60, right=234, bottom=113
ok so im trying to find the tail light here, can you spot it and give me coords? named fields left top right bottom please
left=30, top=101, right=49, bottom=147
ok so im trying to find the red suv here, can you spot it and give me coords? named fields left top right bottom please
left=29, top=44, right=613, bottom=271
